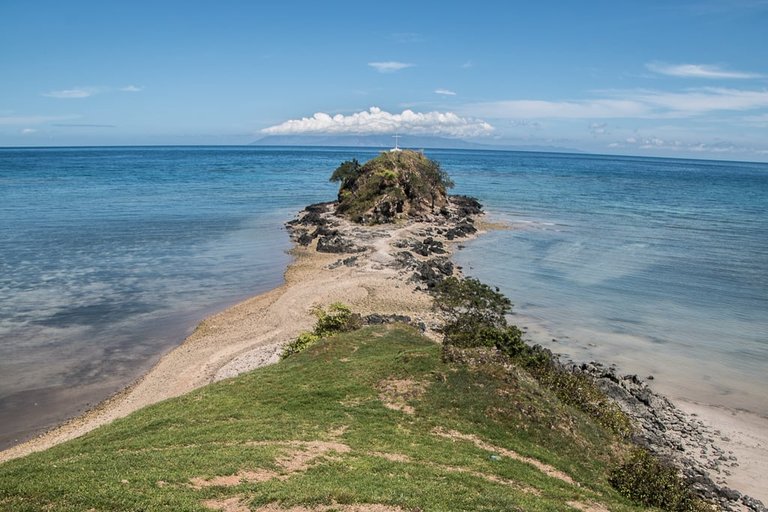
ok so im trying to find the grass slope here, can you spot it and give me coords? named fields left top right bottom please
left=0, top=325, right=651, bottom=511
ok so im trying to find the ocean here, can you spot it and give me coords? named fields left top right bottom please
left=1, top=146, right=766, bottom=449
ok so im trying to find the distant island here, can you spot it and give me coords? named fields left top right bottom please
left=251, top=134, right=582, bottom=154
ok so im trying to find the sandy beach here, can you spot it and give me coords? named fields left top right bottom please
left=1, top=201, right=765, bottom=508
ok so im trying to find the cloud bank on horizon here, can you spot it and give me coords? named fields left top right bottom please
left=261, top=107, right=494, bottom=138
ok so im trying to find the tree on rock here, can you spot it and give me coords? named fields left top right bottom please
left=330, top=150, right=454, bottom=224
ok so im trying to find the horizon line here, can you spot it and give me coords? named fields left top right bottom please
left=0, top=143, right=765, bottom=165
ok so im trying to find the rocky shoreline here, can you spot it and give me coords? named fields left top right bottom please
left=566, top=359, right=766, bottom=512
left=286, top=196, right=766, bottom=512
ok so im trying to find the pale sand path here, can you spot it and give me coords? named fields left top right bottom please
left=0, top=217, right=444, bottom=464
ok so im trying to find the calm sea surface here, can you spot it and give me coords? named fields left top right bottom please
left=1, top=146, right=766, bottom=448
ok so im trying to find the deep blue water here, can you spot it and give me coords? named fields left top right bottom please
left=1, top=146, right=766, bottom=447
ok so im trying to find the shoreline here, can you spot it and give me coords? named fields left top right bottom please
left=0, top=201, right=465, bottom=464
left=1, top=199, right=766, bottom=508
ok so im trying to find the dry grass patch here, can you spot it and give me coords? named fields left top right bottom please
left=204, top=495, right=251, bottom=512
left=376, top=378, right=428, bottom=415
left=370, top=452, right=411, bottom=463
left=190, top=469, right=278, bottom=489
left=432, top=427, right=575, bottom=485
left=190, top=440, right=351, bottom=490
left=432, top=464, right=541, bottom=495
left=567, top=501, right=612, bottom=512
left=253, top=503, right=408, bottom=512
left=276, top=441, right=351, bottom=473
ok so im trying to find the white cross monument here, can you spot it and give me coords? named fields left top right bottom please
left=390, top=133, right=402, bottom=152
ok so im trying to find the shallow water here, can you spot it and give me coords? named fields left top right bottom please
left=444, top=151, right=768, bottom=415
left=0, top=146, right=364, bottom=447
left=1, top=146, right=766, bottom=448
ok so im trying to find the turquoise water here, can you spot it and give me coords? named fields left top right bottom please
left=444, top=151, right=768, bottom=415
left=1, top=147, right=766, bottom=447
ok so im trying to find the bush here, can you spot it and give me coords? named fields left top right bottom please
left=281, top=332, right=321, bottom=358
left=281, top=303, right=362, bottom=359
left=610, top=449, right=711, bottom=511
left=314, top=302, right=363, bottom=336
left=330, top=159, right=362, bottom=187
left=432, top=276, right=513, bottom=347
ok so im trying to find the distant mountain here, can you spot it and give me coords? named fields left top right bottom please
left=251, top=134, right=580, bottom=154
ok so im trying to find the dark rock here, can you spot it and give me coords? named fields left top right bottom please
left=299, top=202, right=333, bottom=226
left=413, top=262, right=442, bottom=289
left=394, top=251, right=418, bottom=270
left=450, top=195, right=483, bottom=216
left=316, top=233, right=364, bottom=254
left=432, top=257, right=454, bottom=276
left=445, top=220, right=477, bottom=240
left=297, top=231, right=315, bottom=246
left=411, top=241, right=430, bottom=256
left=363, top=313, right=425, bottom=332
left=328, top=256, right=359, bottom=269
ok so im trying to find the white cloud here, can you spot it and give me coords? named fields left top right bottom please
left=589, top=122, right=608, bottom=135
left=435, top=88, right=457, bottom=96
left=608, top=134, right=766, bottom=155
left=461, top=61, right=473, bottom=69
left=43, top=85, right=143, bottom=98
left=0, top=115, right=78, bottom=125
left=646, top=62, right=761, bottom=79
left=261, top=107, right=494, bottom=138
left=368, top=61, right=414, bottom=73
left=631, top=87, right=768, bottom=114
left=464, top=87, right=768, bottom=120
left=466, top=99, right=650, bottom=119
left=20, top=128, right=37, bottom=135
left=43, top=87, right=99, bottom=99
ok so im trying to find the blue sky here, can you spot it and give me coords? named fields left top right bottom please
left=1, top=0, right=767, bottom=160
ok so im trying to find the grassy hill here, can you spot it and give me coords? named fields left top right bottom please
left=0, top=324, right=655, bottom=512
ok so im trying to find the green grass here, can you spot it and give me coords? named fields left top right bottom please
left=0, top=325, right=655, bottom=511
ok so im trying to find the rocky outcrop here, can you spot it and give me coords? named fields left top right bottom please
left=331, top=150, right=455, bottom=224
left=287, top=196, right=483, bottom=278
left=286, top=203, right=365, bottom=254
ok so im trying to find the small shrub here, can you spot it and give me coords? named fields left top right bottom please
left=330, top=159, right=362, bottom=187
left=314, top=302, right=363, bottom=336
left=281, top=331, right=321, bottom=358
left=281, top=303, right=362, bottom=359
left=610, top=449, right=711, bottom=511
left=433, top=277, right=513, bottom=348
